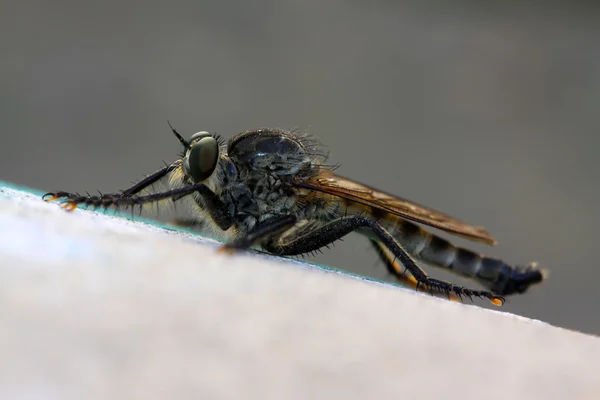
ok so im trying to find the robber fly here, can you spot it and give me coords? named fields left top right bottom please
left=44, top=126, right=545, bottom=305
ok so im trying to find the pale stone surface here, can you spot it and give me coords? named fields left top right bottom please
left=1, top=184, right=599, bottom=400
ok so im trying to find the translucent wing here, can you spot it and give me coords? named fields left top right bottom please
left=294, top=173, right=497, bottom=245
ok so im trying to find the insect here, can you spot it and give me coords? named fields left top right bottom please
left=44, top=125, right=545, bottom=305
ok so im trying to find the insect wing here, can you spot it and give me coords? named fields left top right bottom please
left=294, top=173, right=497, bottom=245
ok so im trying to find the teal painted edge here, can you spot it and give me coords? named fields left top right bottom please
left=0, top=180, right=46, bottom=197
left=0, top=180, right=397, bottom=289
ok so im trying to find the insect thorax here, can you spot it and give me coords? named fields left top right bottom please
left=220, top=165, right=297, bottom=233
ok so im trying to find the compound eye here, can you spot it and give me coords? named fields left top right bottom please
left=185, top=136, right=219, bottom=182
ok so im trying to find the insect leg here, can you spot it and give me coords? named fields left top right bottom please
left=43, top=164, right=178, bottom=205
left=218, top=215, right=298, bottom=253
left=263, top=216, right=504, bottom=305
left=44, top=183, right=234, bottom=231
left=170, top=218, right=207, bottom=230
left=121, top=164, right=179, bottom=196
left=369, top=239, right=460, bottom=302
left=44, top=184, right=200, bottom=210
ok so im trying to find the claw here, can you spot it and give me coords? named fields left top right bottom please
left=61, top=202, right=78, bottom=212
left=42, top=193, right=59, bottom=202
left=216, top=245, right=236, bottom=255
left=490, top=296, right=505, bottom=307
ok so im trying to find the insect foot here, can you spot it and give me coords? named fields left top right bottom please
left=43, top=191, right=127, bottom=212
left=418, top=277, right=505, bottom=307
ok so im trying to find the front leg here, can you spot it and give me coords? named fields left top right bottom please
left=45, top=183, right=234, bottom=231
left=43, top=164, right=178, bottom=209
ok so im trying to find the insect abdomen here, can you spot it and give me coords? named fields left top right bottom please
left=385, top=218, right=511, bottom=292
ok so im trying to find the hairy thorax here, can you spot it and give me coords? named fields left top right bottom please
left=221, top=163, right=300, bottom=235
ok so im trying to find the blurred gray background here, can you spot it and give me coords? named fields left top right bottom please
left=1, top=1, right=598, bottom=334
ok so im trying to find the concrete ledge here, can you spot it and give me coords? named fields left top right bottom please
left=1, top=183, right=599, bottom=399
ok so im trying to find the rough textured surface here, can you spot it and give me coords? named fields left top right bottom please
left=1, top=184, right=599, bottom=400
